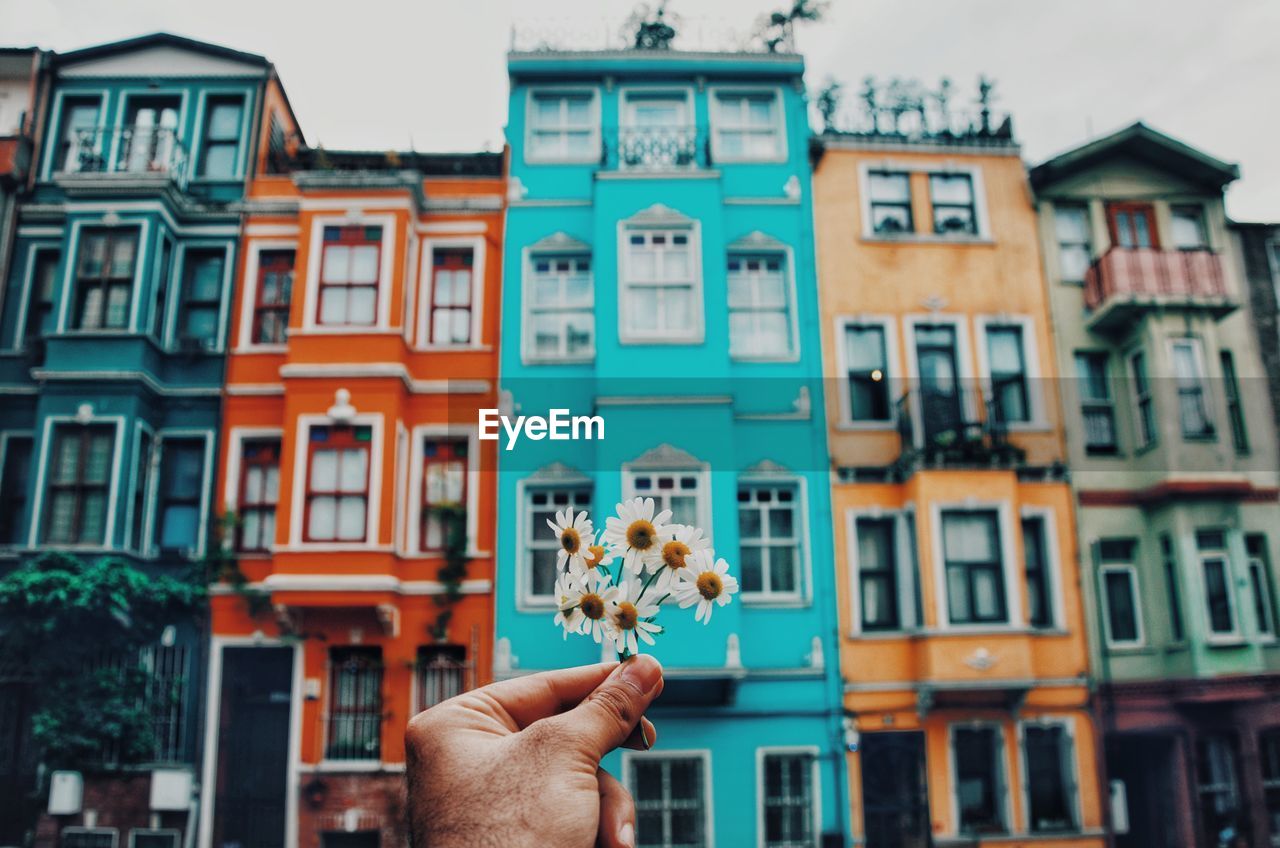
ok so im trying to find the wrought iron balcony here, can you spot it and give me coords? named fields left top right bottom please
left=603, top=125, right=707, bottom=171
left=893, top=388, right=1025, bottom=473
left=55, top=126, right=189, bottom=189
left=1083, top=247, right=1234, bottom=332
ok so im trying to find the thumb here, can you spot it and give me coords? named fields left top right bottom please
left=552, top=654, right=664, bottom=762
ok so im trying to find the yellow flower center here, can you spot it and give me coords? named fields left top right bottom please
left=696, top=572, right=723, bottom=601
left=661, top=540, right=691, bottom=570
left=560, top=528, right=581, bottom=554
left=584, top=545, right=607, bottom=568
left=579, top=593, right=605, bottom=620
left=626, top=519, right=657, bottom=551
left=615, top=602, right=638, bottom=631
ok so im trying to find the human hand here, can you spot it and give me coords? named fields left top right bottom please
left=406, top=655, right=664, bottom=848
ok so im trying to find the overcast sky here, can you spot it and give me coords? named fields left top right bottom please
left=3, top=0, right=1276, bottom=220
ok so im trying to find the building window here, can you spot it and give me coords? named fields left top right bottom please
left=237, top=439, right=280, bottom=552
left=74, top=229, right=138, bottom=330
left=129, top=432, right=152, bottom=551
left=843, top=323, right=890, bottom=422
left=856, top=516, right=900, bottom=632
left=621, top=229, right=699, bottom=342
left=737, top=482, right=802, bottom=601
left=43, top=423, right=115, bottom=545
left=1171, top=204, right=1209, bottom=250
left=416, top=645, right=469, bottom=710
left=318, top=225, right=380, bottom=327
left=1247, top=535, right=1276, bottom=639
left=1259, top=728, right=1280, bottom=845
left=953, top=726, right=1006, bottom=835
left=867, top=171, right=912, bottom=235
left=428, top=248, right=474, bottom=345
left=1161, top=535, right=1185, bottom=642
left=527, top=253, right=593, bottom=360
left=54, top=97, right=102, bottom=174
left=525, top=485, right=591, bottom=599
left=130, top=832, right=178, bottom=848
left=528, top=91, right=597, bottom=161
left=761, top=751, right=815, bottom=848
left=727, top=253, right=791, bottom=358
left=305, top=425, right=371, bottom=543
left=197, top=95, right=244, bottom=179
left=1054, top=204, right=1092, bottom=282
left=711, top=91, right=783, bottom=161
left=1099, top=539, right=1141, bottom=646
left=630, top=470, right=703, bottom=527
left=1023, top=724, right=1076, bottom=833
left=154, top=438, right=204, bottom=555
left=1022, top=516, right=1053, bottom=629
left=60, top=830, right=117, bottom=848
left=325, top=647, right=382, bottom=761
left=985, top=324, right=1030, bottom=423
left=1198, top=530, right=1237, bottom=636
left=252, top=250, right=294, bottom=345
left=630, top=755, right=707, bottom=848
left=121, top=96, right=179, bottom=174
left=1128, top=350, right=1156, bottom=450
left=0, top=436, right=33, bottom=544
left=1075, top=352, right=1117, bottom=454
left=1171, top=339, right=1214, bottom=439
left=930, top=173, right=978, bottom=235
left=21, top=248, right=60, bottom=346
left=942, top=510, right=1006, bottom=625
left=142, top=643, right=190, bottom=762
left=151, top=239, right=173, bottom=339
left=421, top=438, right=467, bottom=552
left=1220, top=351, right=1248, bottom=453
left=176, top=249, right=224, bottom=347
left=1197, top=735, right=1241, bottom=847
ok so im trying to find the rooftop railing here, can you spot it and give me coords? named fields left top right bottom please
left=509, top=17, right=796, bottom=54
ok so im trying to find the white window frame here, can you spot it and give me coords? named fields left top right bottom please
left=1016, top=716, right=1082, bottom=835
left=163, top=240, right=235, bottom=352
left=236, top=239, right=296, bottom=352
left=416, top=235, right=486, bottom=349
left=221, top=426, right=285, bottom=554
left=947, top=721, right=1012, bottom=838
left=1126, top=347, right=1157, bottom=451
left=726, top=245, right=799, bottom=362
left=109, top=87, right=191, bottom=178
left=57, top=217, right=153, bottom=334
left=521, top=241, right=595, bottom=364
left=930, top=501, right=1021, bottom=631
left=60, top=828, right=120, bottom=848
left=28, top=413, right=126, bottom=550
left=123, top=420, right=156, bottom=554
left=1169, top=202, right=1210, bottom=250
left=0, top=429, right=34, bottom=547
left=524, top=87, right=601, bottom=165
left=755, top=745, right=821, bottom=848
left=622, top=459, right=712, bottom=537
left=708, top=85, right=787, bottom=165
left=736, top=472, right=810, bottom=606
left=9, top=241, right=61, bottom=351
left=617, top=218, right=704, bottom=345
left=190, top=87, right=253, bottom=182
left=621, top=749, right=715, bottom=848
left=40, top=88, right=108, bottom=180
left=846, top=506, right=919, bottom=635
left=144, top=428, right=215, bottom=559
left=1197, top=530, right=1241, bottom=642
left=833, top=315, right=900, bottom=430
left=857, top=161, right=992, bottom=241
left=903, top=314, right=978, bottom=446
left=1052, top=202, right=1093, bottom=283
left=974, top=315, right=1046, bottom=430
left=127, top=829, right=181, bottom=848
left=1247, top=543, right=1277, bottom=642
left=1169, top=336, right=1217, bottom=441
left=516, top=476, right=593, bottom=609
left=300, top=214, right=397, bottom=333
left=287, top=413, right=385, bottom=550
left=405, top=424, right=481, bottom=557
left=1020, top=505, right=1065, bottom=631
left=1099, top=556, right=1144, bottom=649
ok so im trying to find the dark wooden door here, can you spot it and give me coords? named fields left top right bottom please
left=861, top=731, right=932, bottom=848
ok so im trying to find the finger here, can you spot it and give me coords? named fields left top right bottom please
left=622, top=716, right=658, bottom=751
left=596, top=768, right=636, bottom=848
left=547, top=654, right=664, bottom=761
left=465, top=662, right=620, bottom=730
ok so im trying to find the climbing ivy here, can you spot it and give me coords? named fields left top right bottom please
left=429, top=504, right=469, bottom=641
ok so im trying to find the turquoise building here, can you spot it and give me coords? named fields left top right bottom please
left=494, top=33, right=846, bottom=847
left=0, top=33, right=297, bottom=845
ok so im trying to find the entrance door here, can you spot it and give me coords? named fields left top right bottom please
left=1108, top=733, right=1182, bottom=848
left=915, top=324, right=963, bottom=444
left=1106, top=202, right=1159, bottom=249
left=0, top=682, right=36, bottom=845
left=861, top=731, right=931, bottom=848
left=212, top=647, right=294, bottom=848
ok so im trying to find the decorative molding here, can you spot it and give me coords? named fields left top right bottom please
left=741, top=458, right=793, bottom=476
left=628, top=442, right=702, bottom=470
left=624, top=202, right=694, bottom=228
left=528, top=231, right=591, bottom=253
left=727, top=230, right=788, bottom=252
left=527, top=461, right=592, bottom=485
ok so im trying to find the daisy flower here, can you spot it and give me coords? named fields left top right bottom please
left=569, top=541, right=616, bottom=589
left=557, top=579, right=619, bottom=644
left=546, top=507, right=594, bottom=576
left=551, top=573, right=580, bottom=639
left=605, top=579, right=663, bottom=656
left=648, top=524, right=711, bottom=594
left=602, top=497, right=672, bottom=576
left=674, top=549, right=739, bottom=624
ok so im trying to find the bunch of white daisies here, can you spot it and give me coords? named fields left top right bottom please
left=550, top=496, right=739, bottom=657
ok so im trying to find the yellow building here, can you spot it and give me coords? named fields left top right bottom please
left=812, top=89, right=1105, bottom=847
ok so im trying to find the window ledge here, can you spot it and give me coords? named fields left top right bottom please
left=310, top=760, right=395, bottom=773
left=1205, top=637, right=1248, bottom=649
left=521, top=355, right=596, bottom=367
left=1105, top=643, right=1154, bottom=654
left=414, top=344, right=493, bottom=353
left=740, top=597, right=810, bottom=609
left=617, top=335, right=706, bottom=347
left=233, top=345, right=288, bottom=354
left=729, top=353, right=800, bottom=365
left=863, top=233, right=995, bottom=246
left=834, top=420, right=896, bottom=432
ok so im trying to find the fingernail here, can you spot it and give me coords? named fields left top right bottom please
left=618, top=822, right=635, bottom=848
left=620, top=654, right=662, bottom=695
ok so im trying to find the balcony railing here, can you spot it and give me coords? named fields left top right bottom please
left=1083, top=247, right=1233, bottom=331
left=56, top=126, right=188, bottom=189
left=894, top=388, right=1024, bottom=472
left=605, top=125, right=706, bottom=171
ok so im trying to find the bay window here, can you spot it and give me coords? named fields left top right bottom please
left=154, top=438, right=204, bottom=554
left=176, top=248, right=224, bottom=347
left=197, top=95, right=244, bottom=179
left=304, top=425, right=371, bottom=543
left=1075, top=352, right=1117, bottom=454
left=421, top=438, right=467, bottom=552
left=74, top=229, right=138, bottom=330
left=237, top=438, right=280, bottom=552
left=1198, top=530, right=1237, bottom=637
left=1128, top=350, right=1156, bottom=449
left=1099, top=539, right=1141, bottom=646
left=0, top=435, right=32, bottom=545
left=252, top=249, right=294, bottom=345
left=856, top=516, right=900, bottom=631
left=1220, top=351, right=1248, bottom=453
left=317, top=225, right=380, bottom=327
left=1247, top=535, right=1276, bottom=639
left=43, top=423, right=115, bottom=545
left=428, top=248, right=474, bottom=345
left=21, top=248, right=60, bottom=346
left=942, top=509, right=1007, bottom=625
left=1171, top=338, right=1213, bottom=439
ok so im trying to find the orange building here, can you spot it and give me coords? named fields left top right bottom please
left=201, top=143, right=504, bottom=848
left=812, top=87, right=1105, bottom=847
